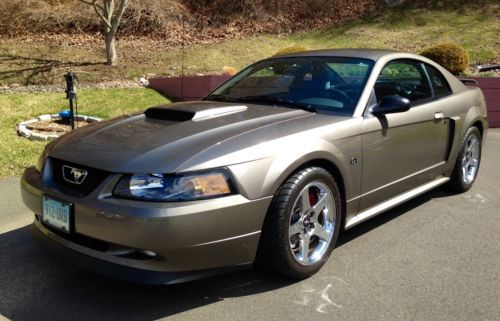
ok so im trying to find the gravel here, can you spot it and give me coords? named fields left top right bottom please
left=0, top=79, right=148, bottom=94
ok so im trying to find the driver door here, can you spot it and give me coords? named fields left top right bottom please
left=359, top=59, right=450, bottom=211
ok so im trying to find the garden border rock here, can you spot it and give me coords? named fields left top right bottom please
left=17, top=114, right=101, bottom=141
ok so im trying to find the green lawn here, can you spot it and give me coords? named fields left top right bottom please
left=0, top=88, right=169, bottom=178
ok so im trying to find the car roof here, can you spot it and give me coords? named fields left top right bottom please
left=272, top=48, right=406, bottom=61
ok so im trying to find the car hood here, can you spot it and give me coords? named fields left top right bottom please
left=47, top=101, right=311, bottom=173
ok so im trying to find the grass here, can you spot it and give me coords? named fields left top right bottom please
left=0, top=4, right=498, bottom=86
left=0, top=88, right=169, bottom=178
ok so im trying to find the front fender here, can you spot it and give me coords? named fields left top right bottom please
left=178, top=117, right=363, bottom=201
left=224, top=132, right=361, bottom=203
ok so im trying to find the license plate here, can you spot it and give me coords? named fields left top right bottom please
left=42, top=196, right=71, bottom=233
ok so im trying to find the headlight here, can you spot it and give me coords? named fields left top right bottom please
left=113, top=169, right=236, bottom=202
left=35, top=149, right=48, bottom=172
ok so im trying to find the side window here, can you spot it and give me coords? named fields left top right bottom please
left=375, top=60, right=432, bottom=104
left=425, top=64, right=452, bottom=97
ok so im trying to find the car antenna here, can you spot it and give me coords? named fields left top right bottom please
left=180, top=14, right=185, bottom=101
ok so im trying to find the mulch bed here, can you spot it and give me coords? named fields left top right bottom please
left=26, top=119, right=91, bottom=134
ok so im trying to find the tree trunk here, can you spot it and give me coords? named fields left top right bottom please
left=105, top=33, right=117, bottom=66
left=79, top=0, right=129, bottom=66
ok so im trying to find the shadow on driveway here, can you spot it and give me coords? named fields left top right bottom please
left=0, top=188, right=451, bottom=320
left=338, top=188, right=452, bottom=247
left=0, top=227, right=294, bottom=320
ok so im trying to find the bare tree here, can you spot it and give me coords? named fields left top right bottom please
left=79, top=0, right=130, bottom=65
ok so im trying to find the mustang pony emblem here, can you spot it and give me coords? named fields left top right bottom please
left=62, top=165, right=88, bottom=184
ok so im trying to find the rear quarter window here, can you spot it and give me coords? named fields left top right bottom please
left=425, top=64, right=452, bottom=97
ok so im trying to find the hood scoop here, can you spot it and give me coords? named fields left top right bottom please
left=145, top=105, right=248, bottom=122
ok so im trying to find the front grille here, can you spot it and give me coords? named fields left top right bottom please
left=50, top=157, right=110, bottom=197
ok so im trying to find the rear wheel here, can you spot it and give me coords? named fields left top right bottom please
left=448, top=127, right=482, bottom=193
left=256, top=167, right=342, bottom=279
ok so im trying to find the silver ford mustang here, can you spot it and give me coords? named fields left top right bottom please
left=21, top=49, right=487, bottom=284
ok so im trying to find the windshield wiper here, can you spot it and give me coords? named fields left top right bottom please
left=203, top=94, right=231, bottom=102
left=232, top=95, right=316, bottom=112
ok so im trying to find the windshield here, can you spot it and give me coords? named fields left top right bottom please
left=205, top=57, right=374, bottom=116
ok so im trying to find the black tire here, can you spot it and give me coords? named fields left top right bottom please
left=255, top=167, right=342, bottom=279
left=447, top=126, right=482, bottom=193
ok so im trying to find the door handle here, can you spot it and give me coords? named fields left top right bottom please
left=434, top=112, right=445, bottom=120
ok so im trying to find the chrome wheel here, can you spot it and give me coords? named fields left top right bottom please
left=288, top=181, right=335, bottom=266
left=461, top=133, right=480, bottom=185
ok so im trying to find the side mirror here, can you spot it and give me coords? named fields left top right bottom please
left=371, top=95, right=411, bottom=116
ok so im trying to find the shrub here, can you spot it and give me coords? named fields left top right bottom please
left=222, top=66, right=238, bottom=76
left=273, top=46, right=309, bottom=57
left=420, top=43, right=469, bottom=75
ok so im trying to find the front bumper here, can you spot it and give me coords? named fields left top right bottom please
left=21, top=166, right=272, bottom=283
left=30, top=220, right=251, bottom=284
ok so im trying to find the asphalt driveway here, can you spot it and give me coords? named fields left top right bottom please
left=1, top=130, right=499, bottom=321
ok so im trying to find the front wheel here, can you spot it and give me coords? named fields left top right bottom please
left=448, top=126, right=482, bottom=193
left=256, top=167, right=342, bottom=279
